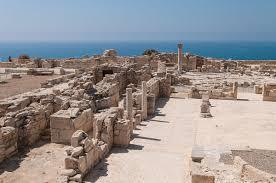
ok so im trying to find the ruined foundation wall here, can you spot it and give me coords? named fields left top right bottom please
left=188, top=81, right=238, bottom=100
left=0, top=60, right=172, bottom=169
left=262, top=83, right=276, bottom=101
left=0, top=127, right=18, bottom=163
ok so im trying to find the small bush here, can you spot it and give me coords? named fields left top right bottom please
left=18, top=54, right=30, bottom=59
left=142, top=49, right=160, bottom=56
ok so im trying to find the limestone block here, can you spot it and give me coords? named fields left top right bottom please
left=191, top=146, right=205, bottom=163
left=50, top=110, right=72, bottom=130
left=83, top=82, right=93, bottom=90
left=147, top=94, right=156, bottom=115
left=269, top=89, right=276, bottom=97
left=254, top=85, right=262, bottom=94
left=0, top=101, right=13, bottom=111
left=50, top=129, right=60, bottom=143
left=190, top=161, right=215, bottom=183
left=3, top=117, right=16, bottom=127
left=200, top=101, right=210, bottom=114
left=61, top=169, right=77, bottom=177
left=71, top=130, right=88, bottom=147
left=211, top=89, right=222, bottom=97
left=0, top=126, right=17, bottom=144
left=99, top=144, right=108, bottom=157
left=77, top=156, right=87, bottom=175
left=69, top=108, right=80, bottom=118
left=134, top=114, right=142, bottom=126
left=69, top=174, right=82, bottom=183
left=71, top=146, right=84, bottom=158
left=57, top=129, right=75, bottom=144
left=80, top=138, right=94, bottom=153
left=113, top=120, right=131, bottom=147
left=65, top=157, right=78, bottom=169
left=4, top=145, right=17, bottom=156
left=57, top=176, right=68, bottom=183
left=96, top=97, right=113, bottom=110
left=65, top=146, right=74, bottom=156
left=73, top=109, right=92, bottom=131
left=85, top=148, right=96, bottom=169
left=191, top=173, right=215, bottom=183
left=92, top=114, right=105, bottom=139
left=69, top=100, right=86, bottom=110
left=18, top=97, right=31, bottom=109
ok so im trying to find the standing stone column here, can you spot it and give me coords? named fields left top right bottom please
left=233, top=81, right=238, bottom=99
left=126, top=88, right=133, bottom=133
left=142, top=81, right=147, bottom=120
left=262, top=83, right=267, bottom=100
left=177, top=43, right=183, bottom=73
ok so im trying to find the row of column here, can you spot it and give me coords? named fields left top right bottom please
left=126, top=43, right=182, bottom=124
left=126, top=81, right=147, bottom=130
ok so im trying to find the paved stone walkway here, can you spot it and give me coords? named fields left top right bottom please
left=85, top=94, right=276, bottom=183
left=85, top=98, right=195, bottom=183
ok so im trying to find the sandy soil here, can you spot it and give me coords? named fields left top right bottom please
left=0, top=141, right=68, bottom=183
left=84, top=92, right=276, bottom=183
left=0, top=75, right=56, bottom=100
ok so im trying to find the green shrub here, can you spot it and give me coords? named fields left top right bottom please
left=142, top=49, right=160, bottom=56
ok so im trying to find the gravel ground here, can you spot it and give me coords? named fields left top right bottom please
left=232, top=149, right=276, bottom=175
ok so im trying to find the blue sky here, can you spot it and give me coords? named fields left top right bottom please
left=0, top=0, right=276, bottom=41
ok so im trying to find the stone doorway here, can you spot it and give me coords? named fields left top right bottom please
left=102, top=70, right=114, bottom=77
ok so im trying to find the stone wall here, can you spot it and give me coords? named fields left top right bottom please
left=262, top=83, right=276, bottom=101
left=60, top=106, right=133, bottom=182
left=41, top=73, right=76, bottom=88
left=59, top=59, right=96, bottom=69
left=62, top=130, right=108, bottom=182
left=0, top=94, right=55, bottom=147
left=0, top=61, right=172, bottom=166
left=0, top=127, right=17, bottom=163
left=147, top=78, right=160, bottom=99
left=254, top=85, right=263, bottom=94
left=0, top=70, right=97, bottom=162
left=50, top=108, right=93, bottom=144
left=189, top=82, right=238, bottom=100
left=0, top=62, right=16, bottom=68
left=159, top=74, right=172, bottom=98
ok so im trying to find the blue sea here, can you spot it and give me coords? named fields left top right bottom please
left=0, top=41, right=276, bottom=61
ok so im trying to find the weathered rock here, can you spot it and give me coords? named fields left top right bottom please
left=69, top=174, right=82, bottom=182
left=71, top=146, right=84, bottom=158
left=61, top=169, right=77, bottom=177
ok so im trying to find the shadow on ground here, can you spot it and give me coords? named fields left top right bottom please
left=0, top=140, right=49, bottom=174
left=84, top=143, right=144, bottom=182
left=84, top=97, right=170, bottom=182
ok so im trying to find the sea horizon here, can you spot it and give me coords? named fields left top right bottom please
left=1, top=40, right=276, bottom=61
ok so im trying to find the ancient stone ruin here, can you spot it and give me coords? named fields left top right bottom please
left=1, top=44, right=276, bottom=183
